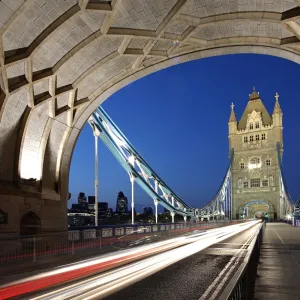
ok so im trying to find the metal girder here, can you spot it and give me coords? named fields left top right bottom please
left=276, top=142, right=294, bottom=215
left=89, top=107, right=194, bottom=217
left=198, top=149, right=234, bottom=220
left=89, top=106, right=235, bottom=220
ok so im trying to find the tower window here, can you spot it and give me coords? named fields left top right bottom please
left=244, top=136, right=248, bottom=143
left=243, top=181, right=249, bottom=188
left=250, top=157, right=260, bottom=165
left=255, top=134, right=260, bottom=141
left=250, top=178, right=260, bottom=187
left=250, top=136, right=254, bottom=142
left=250, top=123, right=254, bottom=130
left=255, top=122, right=260, bottom=129
left=266, top=159, right=271, bottom=166
left=240, top=162, right=245, bottom=169
left=262, top=133, right=266, bottom=140
left=262, top=180, right=268, bottom=187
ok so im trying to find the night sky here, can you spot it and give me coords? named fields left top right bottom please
left=69, top=54, right=300, bottom=211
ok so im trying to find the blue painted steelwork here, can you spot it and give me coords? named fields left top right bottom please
left=89, top=107, right=234, bottom=220
left=89, top=107, right=194, bottom=218
left=294, top=195, right=300, bottom=217
left=198, top=149, right=234, bottom=220
left=276, top=142, right=294, bottom=214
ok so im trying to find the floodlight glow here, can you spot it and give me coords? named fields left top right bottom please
left=248, top=163, right=261, bottom=170
left=287, top=214, right=292, bottom=220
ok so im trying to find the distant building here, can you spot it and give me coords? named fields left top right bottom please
left=116, top=191, right=128, bottom=215
left=78, top=192, right=87, bottom=204
left=164, top=208, right=170, bottom=214
left=98, top=210, right=107, bottom=220
left=143, top=207, right=153, bottom=216
left=98, top=202, right=109, bottom=220
left=88, top=196, right=95, bottom=211
left=88, top=196, right=95, bottom=204
left=71, top=203, right=88, bottom=212
left=68, top=211, right=94, bottom=227
left=107, top=208, right=113, bottom=218
left=99, top=202, right=108, bottom=211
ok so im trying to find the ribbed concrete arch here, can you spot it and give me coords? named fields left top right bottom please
left=1, top=0, right=300, bottom=234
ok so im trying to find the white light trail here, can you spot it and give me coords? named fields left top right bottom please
left=26, top=221, right=260, bottom=300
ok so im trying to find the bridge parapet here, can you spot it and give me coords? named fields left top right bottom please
left=0, top=220, right=248, bottom=264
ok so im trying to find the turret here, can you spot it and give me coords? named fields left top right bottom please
left=272, top=92, right=283, bottom=152
left=228, top=102, right=237, bottom=155
left=228, top=102, right=237, bottom=135
left=272, top=92, right=282, bottom=126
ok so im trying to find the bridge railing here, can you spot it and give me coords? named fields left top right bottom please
left=0, top=220, right=247, bottom=265
left=219, top=221, right=265, bottom=300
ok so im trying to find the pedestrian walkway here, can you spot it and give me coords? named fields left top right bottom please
left=255, top=222, right=300, bottom=300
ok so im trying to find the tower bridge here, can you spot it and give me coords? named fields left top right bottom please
left=88, top=89, right=294, bottom=224
left=0, top=0, right=298, bottom=235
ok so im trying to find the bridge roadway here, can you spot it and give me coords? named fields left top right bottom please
left=105, top=223, right=260, bottom=300
left=0, top=220, right=261, bottom=300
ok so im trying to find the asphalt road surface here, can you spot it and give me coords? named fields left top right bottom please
left=0, top=221, right=260, bottom=300
left=105, top=224, right=259, bottom=300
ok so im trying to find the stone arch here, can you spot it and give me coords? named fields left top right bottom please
left=0, top=0, right=300, bottom=233
left=239, top=199, right=274, bottom=220
left=20, top=211, right=41, bottom=236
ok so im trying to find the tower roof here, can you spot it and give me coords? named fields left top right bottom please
left=237, top=89, right=273, bottom=130
left=273, top=92, right=282, bottom=114
left=229, top=102, right=237, bottom=123
left=249, top=89, right=260, bottom=101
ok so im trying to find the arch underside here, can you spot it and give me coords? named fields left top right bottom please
left=1, top=0, right=300, bottom=229
left=243, top=200, right=270, bottom=218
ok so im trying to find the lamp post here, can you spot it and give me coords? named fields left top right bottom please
left=94, top=129, right=99, bottom=226
left=154, top=199, right=158, bottom=224
left=130, top=173, right=135, bottom=224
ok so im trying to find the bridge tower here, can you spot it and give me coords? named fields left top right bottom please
left=229, top=89, right=284, bottom=221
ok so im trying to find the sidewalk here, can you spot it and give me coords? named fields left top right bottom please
left=255, top=223, right=300, bottom=299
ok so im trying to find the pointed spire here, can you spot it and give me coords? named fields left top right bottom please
left=229, top=102, right=237, bottom=122
left=249, top=86, right=260, bottom=101
left=273, top=92, right=282, bottom=114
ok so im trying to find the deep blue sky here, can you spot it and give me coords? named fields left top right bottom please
left=69, top=54, right=300, bottom=211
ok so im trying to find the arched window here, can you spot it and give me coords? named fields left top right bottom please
left=250, top=157, right=260, bottom=165
left=249, top=123, right=254, bottom=130
left=266, top=159, right=271, bottom=166
left=20, top=211, right=41, bottom=235
left=244, top=136, right=248, bottom=143
left=261, top=133, right=266, bottom=140
left=255, top=122, right=260, bottom=129
left=250, top=136, right=254, bottom=142
left=269, top=175, right=274, bottom=186
left=238, top=178, right=243, bottom=189
left=255, top=134, right=260, bottom=141
left=249, top=157, right=261, bottom=169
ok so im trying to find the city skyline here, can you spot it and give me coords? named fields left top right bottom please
left=70, top=54, right=300, bottom=210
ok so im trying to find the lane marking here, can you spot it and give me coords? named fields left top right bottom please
left=200, top=224, right=259, bottom=300
left=272, top=228, right=285, bottom=244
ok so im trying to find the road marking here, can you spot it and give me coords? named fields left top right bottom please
left=200, top=224, right=259, bottom=300
left=272, top=228, right=285, bottom=244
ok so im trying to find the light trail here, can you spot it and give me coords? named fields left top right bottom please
left=0, top=220, right=260, bottom=300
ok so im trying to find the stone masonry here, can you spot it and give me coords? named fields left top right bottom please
left=229, top=89, right=284, bottom=221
